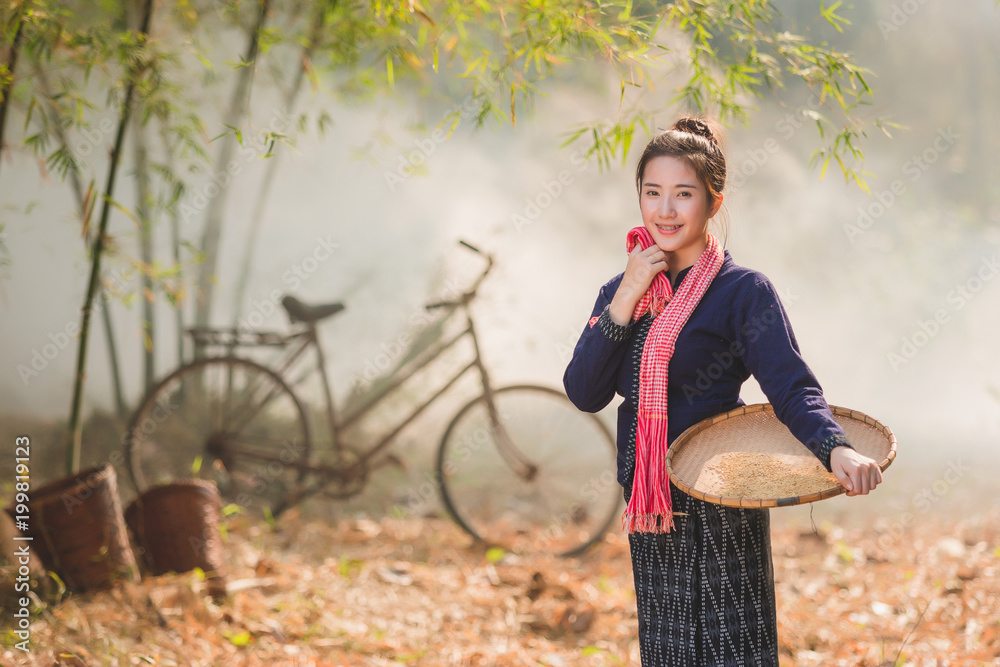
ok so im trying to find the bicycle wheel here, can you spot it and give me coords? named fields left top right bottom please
left=437, top=385, right=620, bottom=557
left=125, top=357, right=311, bottom=515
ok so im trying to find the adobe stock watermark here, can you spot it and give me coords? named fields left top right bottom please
left=383, top=76, right=498, bottom=191
left=16, top=263, right=136, bottom=386
left=120, top=392, right=181, bottom=457
left=59, top=465, right=119, bottom=514
left=727, top=137, right=780, bottom=193
left=886, top=254, right=999, bottom=372
left=559, top=284, right=798, bottom=398
left=391, top=410, right=510, bottom=519
left=118, top=387, right=308, bottom=511
left=875, top=458, right=969, bottom=550
left=727, top=91, right=824, bottom=193
left=537, top=468, right=617, bottom=548
left=16, top=318, right=84, bottom=386
left=345, top=278, right=463, bottom=392
left=68, top=116, right=118, bottom=168
left=844, top=127, right=959, bottom=244
left=179, top=107, right=296, bottom=225
left=509, top=149, right=592, bottom=234
left=235, top=234, right=340, bottom=334
left=878, top=0, right=931, bottom=39
left=679, top=289, right=798, bottom=406
left=383, top=126, right=454, bottom=192
left=232, top=438, right=309, bottom=508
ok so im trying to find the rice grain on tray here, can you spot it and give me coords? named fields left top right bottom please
left=698, top=451, right=838, bottom=499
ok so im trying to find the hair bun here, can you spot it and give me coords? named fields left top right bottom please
left=672, top=117, right=719, bottom=145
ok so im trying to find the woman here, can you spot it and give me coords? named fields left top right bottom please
left=563, top=117, right=882, bottom=665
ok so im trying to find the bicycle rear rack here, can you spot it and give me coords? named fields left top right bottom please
left=187, top=327, right=290, bottom=349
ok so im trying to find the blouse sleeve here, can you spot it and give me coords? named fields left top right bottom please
left=736, top=277, right=853, bottom=471
left=563, top=276, right=632, bottom=413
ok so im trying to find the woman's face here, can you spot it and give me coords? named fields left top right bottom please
left=639, top=155, right=721, bottom=263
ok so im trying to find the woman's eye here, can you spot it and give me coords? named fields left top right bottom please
left=645, top=190, right=658, bottom=197
left=677, top=191, right=691, bottom=198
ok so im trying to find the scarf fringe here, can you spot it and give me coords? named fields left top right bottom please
left=624, top=404, right=673, bottom=534
left=622, top=511, right=676, bottom=534
left=621, top=228, right=723, bottom=535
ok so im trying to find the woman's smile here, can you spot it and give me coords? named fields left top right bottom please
left=655, top=223, right=682, bottom=234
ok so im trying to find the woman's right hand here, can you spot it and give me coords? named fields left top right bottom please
left=607, top=244, right=668, bottom=325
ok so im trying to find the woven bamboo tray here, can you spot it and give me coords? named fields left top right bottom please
left=665, top=404, right=896, bottom=508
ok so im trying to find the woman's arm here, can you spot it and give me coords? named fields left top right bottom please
left=736, top=277, right=881, bottom=494
left=564, top=245, right=669, bottom=412
left=563, top=277, right=633, bottom=413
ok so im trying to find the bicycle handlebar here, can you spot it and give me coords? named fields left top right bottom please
left=459, top=238, right=493, bottom=295
left=423, top=239, right=494, bottom=311
left=424, top=300, right=456, bottom=310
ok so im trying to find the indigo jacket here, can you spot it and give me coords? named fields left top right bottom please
left=563, top=250, right=850, bottom=490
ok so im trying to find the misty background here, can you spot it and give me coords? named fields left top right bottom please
left=1, top=1, right=998, bottom=514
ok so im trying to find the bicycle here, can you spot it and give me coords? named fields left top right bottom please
left=124, top=240, right=620, bottom=556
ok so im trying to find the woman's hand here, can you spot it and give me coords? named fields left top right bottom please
left=608, top=244, right=668, bottom=325
left=830, top=446, right=883, bottom=496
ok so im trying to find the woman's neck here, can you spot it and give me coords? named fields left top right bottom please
left=666, top=238, right=708, bottom=283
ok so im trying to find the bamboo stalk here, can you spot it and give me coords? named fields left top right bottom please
left=66, top=0, right=154, bottom=474
left=158, top=120, right=186, bottom=367
left=232, top=2, right=329, bottom=326
left=33, top=60, right=129, bottom=420
left=134, top=113, right=155, bottom=392
left=0, top=3, right=27, bottom=183
left=193, top=0, right=272, bottom=357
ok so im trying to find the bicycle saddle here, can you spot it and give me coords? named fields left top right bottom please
left=281, top=295, right=346, bottom=324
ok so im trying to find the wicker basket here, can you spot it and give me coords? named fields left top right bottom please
left=4, top=463, right=139, bottom=591
left=124, top=479, right=226, bottom=587
left=665, top=404, right=896, bottom=508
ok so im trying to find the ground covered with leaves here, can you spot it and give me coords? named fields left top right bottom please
left=3, top=497, right=999, bottom=666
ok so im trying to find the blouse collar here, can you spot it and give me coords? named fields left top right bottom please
left=670, top=249, right=731, bottom=291
left=671, top=265, right=692, bottom=292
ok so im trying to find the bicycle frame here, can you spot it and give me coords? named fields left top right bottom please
left=234, top=243, right=532, bottom=481
left=333, top=301, right=483, bottom=462
left=245, top=306, right=475, bottom=462
left=331, top=299, right=537, bottom=479
left=132, top=244, right=619, bottom=553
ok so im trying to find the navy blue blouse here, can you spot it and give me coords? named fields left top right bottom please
left=563, top=250, right=851, bottom=489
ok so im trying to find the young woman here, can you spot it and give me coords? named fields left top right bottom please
left=563, top=117, right=882, bottom=665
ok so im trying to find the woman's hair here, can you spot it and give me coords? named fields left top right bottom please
left=635, top=116, right=727, bottom=210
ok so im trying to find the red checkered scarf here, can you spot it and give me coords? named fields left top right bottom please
left=623, top=226, right=724, bottom=534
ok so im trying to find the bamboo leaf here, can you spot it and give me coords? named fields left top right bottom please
left=621, top=125, right=633, bottom=163
left=618, top=0, right=633, bottom=21
left=559, top=127, right=587, bottom=149
left=850, top=168, right=870, bottom=194
left=509, top=83, right=515, bottom=127
left=106, top=196, right=141, bottom=227
left=193, top=50, right=214, bottom=71
left=820, top=1, right=850, bottom=32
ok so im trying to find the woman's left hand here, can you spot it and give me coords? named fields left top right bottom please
left=830, top=446, right=883, bottom=496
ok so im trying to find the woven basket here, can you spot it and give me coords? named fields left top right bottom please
left=124, top=479, right=226, bottom=587
left=4, top=463, right=139, bottom=591
left=665, top=404, right=896, bottom=508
